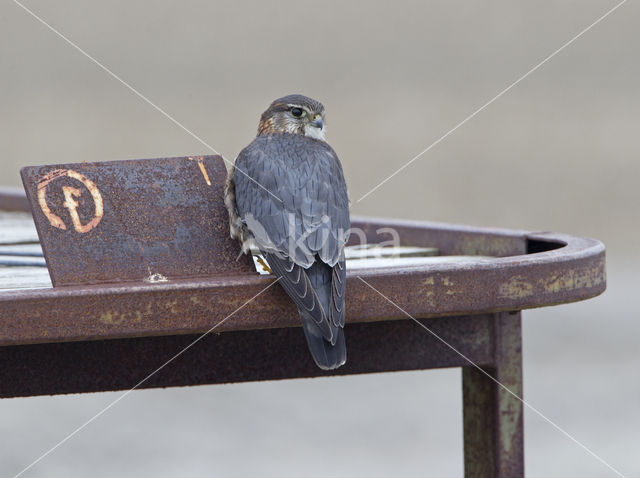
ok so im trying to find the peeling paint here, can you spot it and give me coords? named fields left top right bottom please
left=498, top=388, right=523, bottom=454
left=541, top=266, right=603, bottom=293
left=422, top=277, right=434, bottom=286
left=499, top=276, right=534, bottom=299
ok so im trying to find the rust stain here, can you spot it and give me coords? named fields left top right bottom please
left=189, top=156, right=212, bottom=186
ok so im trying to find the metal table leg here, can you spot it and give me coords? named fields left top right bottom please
left=463, top=312, right=524, bottom=477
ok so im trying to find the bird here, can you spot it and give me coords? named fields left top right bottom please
left=224, top=94, right=350, bottom=370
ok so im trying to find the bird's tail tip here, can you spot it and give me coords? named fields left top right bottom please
left=315, top=352, right=347, bottom=371
left=300, top=312, right=347, bottom=371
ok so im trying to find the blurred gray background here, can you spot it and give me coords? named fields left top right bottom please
left=1, top=1, right=638, bottom=477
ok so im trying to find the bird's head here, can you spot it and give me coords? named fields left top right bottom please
left=257, top=94, right=326, bottom=141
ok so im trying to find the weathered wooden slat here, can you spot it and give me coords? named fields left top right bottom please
left=0, top=212, right=39, bottom=245
left=0, top=244, right=44, bottom=257
left=0, top=266, right=51, bottom=290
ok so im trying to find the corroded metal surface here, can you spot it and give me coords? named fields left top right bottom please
left=21, top=156, right=253, bottom=286
left=463, top=312, right=524, bottom=477
left=0, top=315, right=493, bottom=398
left=0, top=223, right=604, bottom=346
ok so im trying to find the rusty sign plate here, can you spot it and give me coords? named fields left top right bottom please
left=21, top=156, right=253, bottom=286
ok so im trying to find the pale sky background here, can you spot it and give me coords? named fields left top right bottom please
left=1, top=1, right=638, bottom=477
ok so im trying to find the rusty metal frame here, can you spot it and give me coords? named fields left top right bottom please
left=0, top=218, right=604, bottom=346
left=0, top=188, right=606, bottom=478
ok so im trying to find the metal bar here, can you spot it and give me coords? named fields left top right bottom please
left=0, top=187, right=30, bottom=212
left=0, top=230, right=605, bottom=346
left=0, top=315, right=492, bottom=398
left=462, top=312, right=524, bottom=477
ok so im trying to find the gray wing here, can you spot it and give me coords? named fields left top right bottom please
left=233, top=134, right=350, bottom=268
left=233, top=134, right=349, bottom=348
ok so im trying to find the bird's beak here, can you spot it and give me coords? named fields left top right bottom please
left=311, top=117, right=324, bottom=129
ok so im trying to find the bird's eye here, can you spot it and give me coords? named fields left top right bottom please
left=290, top=108, right=304, bottom=118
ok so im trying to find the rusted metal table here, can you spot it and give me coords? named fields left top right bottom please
left=0, top=183, right=605, bottom=478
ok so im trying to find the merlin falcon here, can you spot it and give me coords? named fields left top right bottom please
left=225, top=95, right=350, bottom=370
